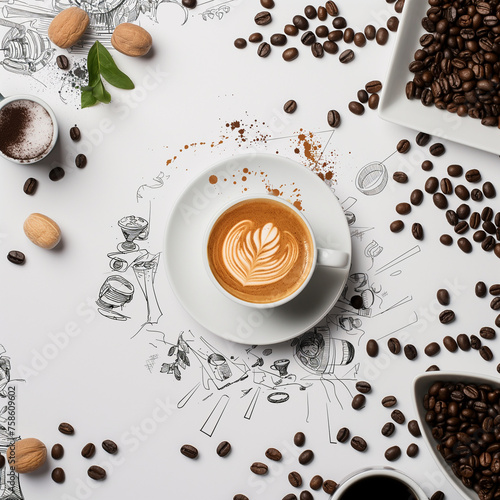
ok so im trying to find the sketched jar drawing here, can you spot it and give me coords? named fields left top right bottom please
left=294, top=327, right=354, bottom=375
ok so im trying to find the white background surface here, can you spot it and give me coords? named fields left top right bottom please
left=1, top=1, right=500, bottom=499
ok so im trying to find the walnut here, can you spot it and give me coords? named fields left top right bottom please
left=48, top=7, right=89, bottom=49
left=111, top=23, right=153, bottom=57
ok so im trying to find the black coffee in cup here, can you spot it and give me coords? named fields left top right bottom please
left=339, top=476, right=417, bottom=500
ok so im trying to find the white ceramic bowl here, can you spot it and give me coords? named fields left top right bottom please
left=413, top=371, right=500, bottom=500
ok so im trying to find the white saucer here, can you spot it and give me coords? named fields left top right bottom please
left=164, top=153, right=351, bottom=345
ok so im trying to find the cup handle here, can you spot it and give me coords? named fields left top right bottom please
left=317, top=248, right=350, bottom=268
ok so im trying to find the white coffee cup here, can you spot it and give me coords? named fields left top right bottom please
left=0, top=93, right=58, bottom=164
left=331, top=467, right=427, bottom=500
left=203, top=194, right=350, bottom=309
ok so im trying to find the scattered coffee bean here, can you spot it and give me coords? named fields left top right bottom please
left=304, top=5, right=316, bottom=19
left=350, top=436, right=367, bottom=452
left=74, top=153, right=87, bottom=169
left=457, top=204, right=471, bottom=219
left=483, top=222, right=496, bottom=235
left=282, top=495, right=297, bottom=500
left=328, top=30, right=342, bottom=41
left=421, top=160, right=433, bottom=171
left=440, top=234, right=453, bottom=246
left=407, top=443, right=419, bottom=457
left=393, top=171, right=408, bottom=183
left=469, top=335, right=482, bottom=351
left=416, top=132, right=430, bottom=146
left=471, top=188, right=483, bottom=201
left=284, top=100, right=297, bottom=114
left=217, top=441, right=231, bottom=457
left=283, top=47, right=299, bottom=61
left=455, top=184, right=470, bottom=200
left=385, top=445, right=401, bottom=461
left=299, top=491, right=313, bottom=500
left=437, top=289, right=450, bottom=306
left=354, top=32, right=366, bottom=47
left=465, top=169, right=481, bottom=183
left=480, top=327, right=495, bottom=340
left=388, top=337, right=401, bottom=354
left=81, top=443, right=96, bottom=458
left=249, top=32, right=263, bottom=42
left=376, top=27, right=389, bottom=45
left=301, top=31, right=316, bottom=46
left=294, top=432, right=306, bottom=447
left=387, top=16, right=399, bottom=31
left=491, top=297, right=500, bottom=311
left=336, top=427, right=349, bottom=443
left=483, top=182, right=496, bottom=199
left=23, top=177, right=38, bottom=195
left=430, top=492, right=444, bottom=500
left=439, top=309, right=455, bottom=324
left=180, top=444, right=198, bottom=459
left=482, top=207, right=494, bottom=222
left=265, top=447, right=282, bottom=461
left=412, top=223, right=423, bottom=240
left=368, top=94, right=380, bottom=110
left=440, top=178, right=452, bottom=195
left=52, top=467, right=65, bottom=483
left=293, top=15, right=308, bottom=30
left=404, top=344, right=417, bottom=360
left=390, top=220, right=404, bottom=233
left=396, top=139, right=410, bottom=153
left=490, top=284, right=500, bottom=296
left=310, top=475, right=323, bottom=490
left=340, top=50, right=355, bottom=64
left=457, top=237, right=472, bottom=253
left=315, top=25, right=329, bottom=38
left=51, top=444, right=64, bottom=460
left=323, top=480, right=338, bottom=494
left=298, top=449, right=314, bottom=465
left=323, top=40, right=338, bottom=54
left=366, top=80, right=382, bottom=94
left=352, top=394, right=366, bottom=410
left=255, top=11, right=272, bottom=25
left=496, top=315, right=500, bottom=327
left=182, top=0, right=196, bottom=7
left=396, top=202, right=411, bottom=215
left=476, top=281, right=487, bottom=297
left=381, top=422, right=395, bottom=436
left=69, top=126, right=81, bottom=141
left=261, top=0, right=274, bottom=7
left=317, top=6, right=327, bottom=20
left=425, top=342, right=440, bottom=357
left=443, top=336, right=458, bottom=352
left=382, top=395, right=397, bottom=408
left=496, top=245, right=500, bottom=259
left=234, top=38, right=247, bottom=49
left=88, top=465, right=106, bottom=481
left=7, top=251, right=25, bottom=265
left=364, top=25, right=376, bottom=40
left=58, top=422, right=74, bottom=435
left=455, top=221, right=469, bottom=234
left=327, top=109, right=341, bottom=128
left=251, top=462, right=268, bottom=475
left=429, top=143, right=445, bottom=156
left=288, top=471, right=302, bottom=487
left=355, top=381, right=371, bottom=394
left=257, top=42, right=271, bottom=57
left=426, top=365, right=440, bottom=371
left=408, top=420, right=421, bottom=437
left=56, top=54, right=69, bottom=70
left=470, top=212, right=481, bottom=229
left=480, top=345, right=493, bottom=361
left=447, top=164, right=463, bottom=177
left=425, top=176, right=439, bottom=193
left=102, top=440, right=118, bottom=455
left=332, top=16, right=346, bottom=29
left=410, top=189, right=423, bottom=206
left=366, top=339, right=379, bottom=357
left=457, top=333, right=471, bottom=351
left=49, top=167, right=65, bottom=182
left=391, top=409, right=405, bottom=424
left=343, top=27, right=354, bottom=43
left=433, top=193, right=448, bottom=209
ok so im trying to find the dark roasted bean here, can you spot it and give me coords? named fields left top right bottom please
left=376, top=27, right=389, bottom=45
left=457, top=237, right=472, bottom=253
left=416, top=132, right=430, bottom=146
left=81, top=443, right=96, bottom=458
left=265, top=447, right=282, bottom=461
left=340, top=50, right=355, bottom=64
left=310, top=475, right=323, bottom=490
left=447, top=164, right=463, bottom=177
left=410, top=189, right=423, bottom=206
left=257, top=42, right=271, bottom=57
left=439, top=310, right=455, bottom=324
left=382, top=422, right=395, bottom=436
left=382, top=395, right=397, bottom=407
left=407, top=443, right=419, bottom=457
left=327, top=109, right=341, bottom=128
left=352, top=394, right=366, bottom=409
left=282, top=48, right=298, bottom=61
left=323, top=480, right=338, bottom=494
left=298, top=449, right=314, bottom=465
left=412, top=223, right=423, bottom=240
left=364, top=25, right=376, bottom=40
left=425, top=342, right=441, bottom=356
left=7, top=251, right=25, bottom=265
left=480, top=346, right=493, bottom=361
left=480, top=327, right=495, bottom=340
left=429, top=143, right=445, bottom=156
left=102, top=440, right=118, bottom=454
left=294, top=431, right=305, bottom=447
left=300, top=491, right=313, bottom=500
left=23, top=177, right=38, bottom=195
left=49, top=167, right=65, bottom=182
left=255, top=11, right=272, bottom=25
left=217, top=441, right=231, bottom=457
left=408, top=420, right=421, bottom=437
left=336, top=427, right=349, bottom=443
left=433, top=193, right=448, bottom=209
left=51, top=444, right=64, bottom=460
left=422, top=160, right=433, bottom=171
left=88, top=466, right=106, bottom=480
left=385, top=445, right=401, bottom=461
left=350, top=436, right=367, bottom=451
left=293, top=15, right=308, bottom=30
left=283, top=100, right=297, bottom=114
left=390, top=220, right=404, bottom=233
left=404, top=344, right=417, bottom=360
left=397, top=139, right=410, bottom=153
left=366, top=339, right=378, bottom=357
left=425, top=177, right=439, bottom=193
left=437, top=289, right=450, bottom=305
left=393, top=171, right=408, bottom=183
left=181, top=445, right=198, bottom=459
left=58, top=423, right=74, bottom=435
left=440, top=234, right=453, bottom=245
left=443, top=336, right=458, bottom=352
left=52, top=467, right=65, bottom=483
left=396, top=202, right=411, bottom=215
left=355, top=381, right=371, bottom=394
left=388, top=337, right=401, bottom=354
left=391, top=409, right=405, bottom=424
left=69, top=126, right=81, bottom=141
left=270, top=33, right=287, bottom=46
left=250, top=462, right=268, bottom=475
left=457, top=333, right=471, bottom=351
left=249, top=32, right=263, bottom=42
left=283, top=25, right=297, bottom=37
left=234, top=38, right=247, bottom=49
left=491, top=297, right=500, bottom=311
left=483, top=182, right=496, bottom=199
left=471, top=188, right=483, bottom=201
left=465, top=169, right=481, bottom=183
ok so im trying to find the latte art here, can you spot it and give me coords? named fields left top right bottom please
left=223, top=221, right=299, bottom=286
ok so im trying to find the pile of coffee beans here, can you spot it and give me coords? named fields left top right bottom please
left=423, top=380, right=500, bottom=497
left=406, top=0, right=500, bottom=127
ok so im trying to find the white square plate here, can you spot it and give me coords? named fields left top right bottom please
left=378, top=0, right=500, bottom=156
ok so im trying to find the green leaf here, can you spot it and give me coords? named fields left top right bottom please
left=95, top=41, right=135, bottom=89
left=92, top=79, right=111, bottom=104
left=87, top=42, right=100, bottom=88
left=81, top=88, right=97, bottom=108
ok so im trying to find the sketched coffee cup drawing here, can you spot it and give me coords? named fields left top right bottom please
left=203, top=195, right=350, bottom=309
left=0, top=93, right=58, bottom=164
left=270, top=359, right=290, bottom=377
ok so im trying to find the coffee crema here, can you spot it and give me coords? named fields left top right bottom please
left=207, top=198, right=313, bottom=304
left=0, top=99, right=53, bottom=162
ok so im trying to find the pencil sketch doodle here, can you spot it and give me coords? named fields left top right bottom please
left=355, top=161, right=388, bottom=196
left=160, top=332, right=191, bottom=381
left=200, top=2, right=230, bottom=21
left=341, top=198, right=373, bottom=240
left=364, top=240, right=383, bottom=270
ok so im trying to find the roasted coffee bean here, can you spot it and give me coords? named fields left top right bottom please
left=404, top=344, right=417, bottom=360
left=396, top=202, right=411, bottom=215
left=382, top=395, right=397, bottom=407
left=49, top=167, right=65, bottom=182
left=455, top=221, right=469, bottom=234
left=474, top=230, right=487, bottom=242
left=429, top=143, right=445, bottom=156
left=56, top=54, right=69, bottom=70
left=443, top=336, right=458, bottom=352
left=446, top=210, right=458, bottom=226
left=51, top=444, right=64, bottom=460
left=322, top=40, right=337, bottom=54
left=352, top=394, right=366, bottom=410
left=294, top=431, right=306, bottom=447
left=483, top=182, right=496, bottom=199
left=491, top=297, right=500, bottom=311
left=431, top=492, right=444, bottom=500
left=465, top=169, right=481, bottom=183
left=81, top=443, right=96, bottom=458
left=357, top=90, right=368, bottom=103
left=433, top=193, right=448, bottom=209
left=73, top=153, right=87, bottom=169
left=328, top=30, right=342, bottom=41
left=426, top=365, right=439, bottom=371
left=310, top=475, right=323, bottom=490
left=368, top=94, right=379, bottom=110
left=58, top=422, right=74, bottom=435
left=397, top=139, right=410, bottom=153
left=425, top=176, right=439, bottom=193
left=387, top=16, right=399, bottom=31
left=470, top=212, right=480, bottom=229
left=336, top=427, right=349, bottom=443
left=425, top=342, right=441, bottom=357
left=257, top=42, right=271, bottom=57
left=480, top=327, right=495, bottom=340
left=382, top=422, right=395, bottom=436
left=480, top=345, right=493, bottom=361
left=408, top=420, right=421, bottom=437
left=385, top=445, right=401, bottom=461
left=260, top=0, right=274, bottom=7
left=376, top=27, right=389, bottom=45
left=412, top=223, right=423, bottom=240
left=481, top=208, right=493, bottom=224
left=282, top=495, right=297, bottom=500
left=439, top=309, right=455, bottom=324
left=283, top=100, right=297, bottom=114
left=250, top=462, right=268, bottom=475
left=441, top=178, right=452, bottom=195
left=315, top=25, right=329, bottom=38
left=407, top=443, right=419, bottom=458
left=366, top=339, right=379, bottom=357
left=476, top=281, right=487, bottom=297
left=343, top=28, right=354, bottom=43
left=416, top=132, right=430, bottom=146
left=490, top=284, right=500, bottom=296
left=52, top=467, right=65, bottom=483
left=332, top=16, right=346, bottom=29
left=323, top=480, right=338, bottom=494
left=455, top=185, right=469, bottom=200
left=410, top=189, right=423, bottom=206
left=354, top=32, right=366, bottom=47
left=317, top=6, right=327, bottom=20
left=216, top=441, right=232, bottom=457
left=301, top=31, right=315, bottom=46
left=391, top=409, right=405, bottom=424
left=497, top=315, right=500, bottom=328
left=102, top=440, right=118, bottom=454
left=393, top=171, right=408, bottom=183
left=457, top=204, right=470, bottom=219
left=470, top=334, right=482, bottom=350
left=7, top=251, right=25, bottom=265
left=339, top=50, right=355, bottom=65
left=69, top=126, right=81, bottom=141
left=483, top=224, right=496, bottom=239
left=447, top=164, right=463, bottom=177
left=364, top=24, right=376, bottom=40
left=304, top=5, right=316, bottom=19
left=436, top=288, right=450, bottom=306
left=389, top=220, right=404, bottom=233
left=311, top=42, right=324, bottom=58
left=270, top=33, right=287, bottom=46
left=282, top=47, right=299, bottom=61
left=422, top=160, right=433, bottom=171
left=440, top=234, right=453, bottom=246
left=327, top=109, right=341, bottom=128
left=299, top=491, right=313, bottom=500
left=355, top=381, right=371, bottom=394
left=471, top=188, right=483, bottom=201
left=366, top=80, right=382, bottom=94
left=234, top=38, right=247, bottom=49
left=248, top=32, right=263, bottom=43
left=293, top=15, right=308, bottom=30
left=255, top=11, right=272, bottom=25
left=388, top=337, right=401, bottom=354
left=265, top=447, right=282, bottom=461
left=298, top=449, right=314, bottom=465
left=182, top=0, right=196, bottom=7
left=457, top=237, right=472, bottom=253
left=283, top=25, right=298, bottom=36
left=350, top=436, right=367, bottom=452
left=457, top=333, right=471, bottom=351
left=88, top=465, right=106, bottom=481
left=23, top=177, right=38, bottom=195
left=181, top=444, right=198, bottom=459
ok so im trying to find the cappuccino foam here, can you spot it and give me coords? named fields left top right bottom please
left=207, top=198, right=314, bottom=304
left=0, top=99, right=54, bottom=162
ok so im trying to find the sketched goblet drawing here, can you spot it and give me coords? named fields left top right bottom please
left=117, top=215, right=149, bottom=252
